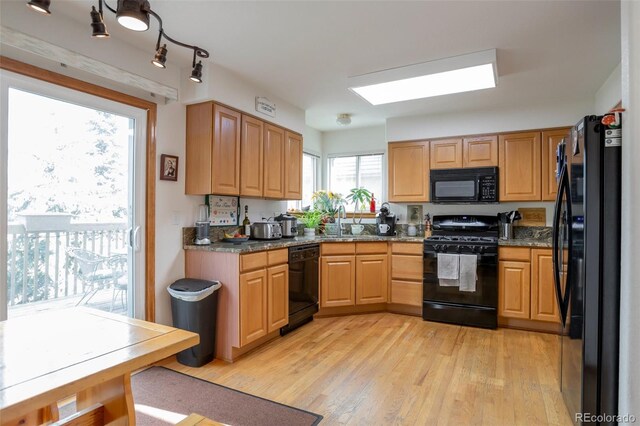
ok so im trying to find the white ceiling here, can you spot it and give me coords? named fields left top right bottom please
left=35, top=0, right=621, bottom=131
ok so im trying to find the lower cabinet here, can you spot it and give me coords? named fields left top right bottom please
left=320, top=243, right=388, bottom=308
left=239, top=269, right=268, bottom=346
left=267, top=263, right=289, bottom=332
left=498, top=247, right=560, bottom=325
left=390, top=242, right=423, bottom=307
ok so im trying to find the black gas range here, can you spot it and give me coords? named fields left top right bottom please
left=423, top=215, right=499, bottom=329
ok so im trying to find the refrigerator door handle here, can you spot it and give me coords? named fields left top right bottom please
left=552, top=163, right=570, bottom=326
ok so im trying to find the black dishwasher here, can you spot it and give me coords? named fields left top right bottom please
left=280, top=243, right=319, bottom=335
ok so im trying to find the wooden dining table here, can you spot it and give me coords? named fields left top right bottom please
left=0, top=308, right=199, bottom=425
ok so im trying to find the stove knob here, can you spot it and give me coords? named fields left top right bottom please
left=455, top=246, right=461, bottom=253
left=433, top=244, right=441, bottom=252
left=478, top=246, right=485, bottom=254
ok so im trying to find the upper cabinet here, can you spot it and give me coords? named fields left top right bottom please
left=240, top=115, right=264, bottom=197
left=185, top=102, right=241, bottom=196
left=499, top=131, right=542, bottom=201
left=186, top=101, right=302, bottom=200
left=263, top=124, right=285, bottom=199
left=284, top=131, right=303, bottom=200
left=388, top=141, right=430, bottom=202
left=463, top=135, right=498, bottom=167
left=430, top=139, right=463, bottom=169
left=541, top=128, right=571, bottom=201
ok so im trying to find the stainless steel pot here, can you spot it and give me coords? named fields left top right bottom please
left=275, top=214, right=298, bottom=238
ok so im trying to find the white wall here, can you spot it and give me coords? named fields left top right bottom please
left=303, top=125, right=323, bottom=156
left=619, top=1, right=640, bottom=422
left=386, top=100, right=593, bottom=142
left=595, top=63, right=622, bottom=115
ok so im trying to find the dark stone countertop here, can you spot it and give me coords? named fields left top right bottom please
left=498, top=238, right=552, bottom=248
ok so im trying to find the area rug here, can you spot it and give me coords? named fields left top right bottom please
left=131, top=366, right=322, bottom=425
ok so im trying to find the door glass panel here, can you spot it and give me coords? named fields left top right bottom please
left=5, top=88, right=135, bottom=318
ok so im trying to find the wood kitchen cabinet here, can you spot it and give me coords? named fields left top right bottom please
left=388, top=141, right=430, bottom=202
left=263, top=124, right=286, bottom=199
left=463, top=135, right=498, bottom=167
left=356, top=254, right=388, bottom=305
left=430, top=138, right=463, bottom=169
left=531, top=249, right=560, bottom=322
left=240, top=115, right=264, bottom=197
left=499, top=131, right=542, bottom=201
left=284, top=131, right=303, bottom=200
left=239, top=268, right=268, bottom=346
left=541, top=128, right=572, bottom=201
left=390, top=242, right=423, bottom=307
left=499, top=260, right=531, bottom=319
left=185, top=102, right=241, bottom=195
left=321, top=255, right=356, bottom=307
left=267, top=263, right=289, bottom=332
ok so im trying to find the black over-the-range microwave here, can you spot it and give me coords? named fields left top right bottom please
left=430, top=167, right=498, bottom=203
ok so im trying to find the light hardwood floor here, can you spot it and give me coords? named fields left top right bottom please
left=159, top=313, right=572, bottom=426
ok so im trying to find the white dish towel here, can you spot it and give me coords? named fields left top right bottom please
left=459, top=254, right=478, bottom=292
left=437, top=253, right=459, bottom=287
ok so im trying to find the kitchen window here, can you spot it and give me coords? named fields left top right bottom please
left=328, top=153, right=384, bottom=210
left=288, top=152, right=319, bottom=210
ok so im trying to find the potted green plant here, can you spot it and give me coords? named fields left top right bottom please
left=296, top=210, right=324, bottom=237
left=346, top=187, right=373, bottom=235
left=312, top=190, right=346, bottom=235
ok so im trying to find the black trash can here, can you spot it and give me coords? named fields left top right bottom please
left=168, top=278, right=221, bottom=367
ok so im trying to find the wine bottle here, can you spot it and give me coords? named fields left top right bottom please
left=243, top=205, right=251, bottom=236
left=370, top=193, right=376, bottom=213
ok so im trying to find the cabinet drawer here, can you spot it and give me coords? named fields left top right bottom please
left=322, top=243, right=356, bottom=255
left=391, top=242, right=423, bottom=255
left=356, top=242, right=388, bottom=254
left=267, top=248, right=288, bottom=266
left=240, top=251, right=268, bottom=272
left=390, top=280, right=423, bottom=307
left=391, top=255, right=423, bottom=281
left=498, top=247, right=531, bottom=261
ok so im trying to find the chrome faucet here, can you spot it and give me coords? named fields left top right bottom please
left=337, top=205, right=347, bottom=237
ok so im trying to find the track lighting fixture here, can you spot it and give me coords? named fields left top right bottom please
left=90, top=5, right=109, bottom=38
left=27, top=0, right=210, bottom=83
left=190, top=61, right=203, bottom=83
left=27, top=0, right=51, bottom=14
left=116, top=0, right=149, bottom=31
left=151, top=44, right=167, bottom=68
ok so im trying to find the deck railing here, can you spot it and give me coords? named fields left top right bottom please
left=6, top=222, right=128, bottom=306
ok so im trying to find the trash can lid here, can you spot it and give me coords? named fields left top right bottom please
left=169, top=278, right=218, bottom=293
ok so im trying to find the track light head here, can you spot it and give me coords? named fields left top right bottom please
left=90, top=6, right=110, bottom=38
left=190, top=61, right=203, bottom=83
left=27, top=0, right=51, bottom=14
left=151, top=44, right=168, bottom=68
left=116, top=0, right=150, bottom=31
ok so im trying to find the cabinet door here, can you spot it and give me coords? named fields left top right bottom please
left=498, top=261, right=531, bottom=319
left=531, top=249, right=560, bottom=323
left=267, top=264, right=289, bottom=332
left=430, top=139, right=463, bottom=169
left=240, top=269, right=268, bottom=346
left=212, top=104, right=241, bottom=195
left=390, top=280, right=422, bottom=307
left=388, top=141, right=430, bottom=202
left=499, top=132, right=542, bottom=201
left=185, top=102, right=213, bottom=195
left=391, top=255, right=422, bottom=281
left=541, top=128, right=571, bottom=201
left=320, top=256, right=356, bottom=307
left=356, top=254, right=388, bottom=305
left=284, top=131, right=303, bottom=200
left=263, top=124, right=285, bottom=199
left=240, top=115, right=264, bottom=197
left=463, top=135, right=498, bottom=167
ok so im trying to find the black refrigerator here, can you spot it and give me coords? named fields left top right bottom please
left=553, top=114, right=622, bottom=425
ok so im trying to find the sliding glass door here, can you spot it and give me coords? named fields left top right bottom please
left=0, top=70, right=147, bottom=320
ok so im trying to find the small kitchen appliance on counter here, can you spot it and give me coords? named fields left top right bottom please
left=250, top=221, right=282, bottom=240
left=423, top=215, right=499, bottom=329
left=194, top=204, right=211, bottom=245
left=376, top=202, right=397, bottom=236
left=275, top=214, right=298, bottom=238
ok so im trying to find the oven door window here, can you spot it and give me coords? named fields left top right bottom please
left=434, top=180, right=476, bottom=199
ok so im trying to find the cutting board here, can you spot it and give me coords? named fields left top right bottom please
left=517, top=208, right=547, bottom=226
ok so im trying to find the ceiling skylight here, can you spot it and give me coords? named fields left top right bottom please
left=348, top=49, right=498, bottom=105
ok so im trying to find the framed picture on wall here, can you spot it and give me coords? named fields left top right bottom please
left=160, top=154, right=178, bottom=181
